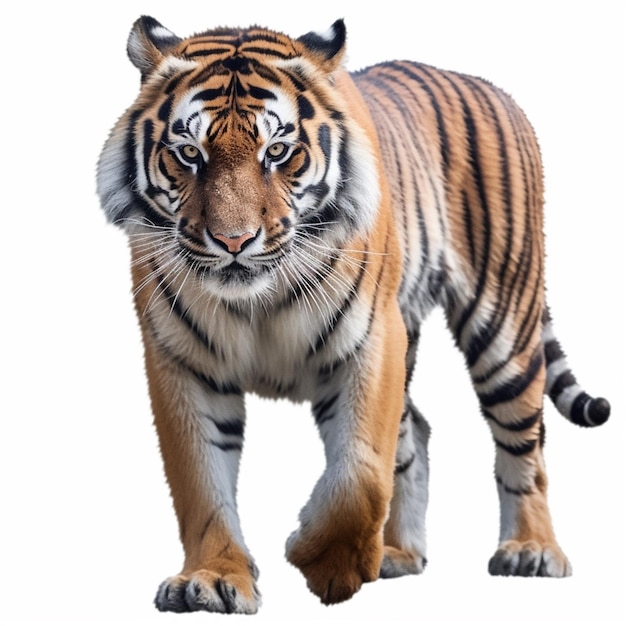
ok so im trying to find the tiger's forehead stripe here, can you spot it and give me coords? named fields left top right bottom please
left=179, top=29, right=300, bottom=61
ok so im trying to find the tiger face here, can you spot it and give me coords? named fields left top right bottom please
left=97, top=17, right=379, bottom=303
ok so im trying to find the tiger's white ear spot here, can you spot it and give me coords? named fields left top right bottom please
left=296, top=19, right=347, bottom=73
left=149, top=24, right=181, bottom=44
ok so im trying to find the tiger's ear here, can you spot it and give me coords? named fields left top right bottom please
left=127, top=16, right=182, bottom=79
left=296, top=19, right=347, bottom=73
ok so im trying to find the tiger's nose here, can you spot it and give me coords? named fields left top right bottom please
left=210, top=230, right=258, bottom=254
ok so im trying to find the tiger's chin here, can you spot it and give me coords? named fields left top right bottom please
left=198, top=264, right=276, bottom=306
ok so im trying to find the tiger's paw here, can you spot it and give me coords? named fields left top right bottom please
left=155, top=570, right=261, bottom=614
left=286, top=529, right=382, bottom=604
left=488, top=540, right=572, bottom=577
left=379, top=546, right=427, bottom=578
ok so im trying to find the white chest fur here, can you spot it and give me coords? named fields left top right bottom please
left=143, top=276, right=372, bottom=403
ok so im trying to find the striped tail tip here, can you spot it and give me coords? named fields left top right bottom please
left=542, top=309, right=610, bottom=428
left=551, top=386, right=611, bottom=428
left=584, top=396, right=611, bottom=426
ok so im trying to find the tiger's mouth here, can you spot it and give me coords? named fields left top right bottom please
left=185, top=256, right=277, bottom=292
left=173, top=231, right=293, bottom=300
left=218, top=261, right=268, bottom=284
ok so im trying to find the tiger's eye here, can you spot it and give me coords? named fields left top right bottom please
left=266, top=142, right=288, bottom=160
left=181, top=144, right=200, bottom=160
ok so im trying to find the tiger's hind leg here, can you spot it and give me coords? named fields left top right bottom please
left=381, top=398, right=430, bottom=578
left=462, top=315, right=571, bottom=577
left=380, top=331, right=430, bottom=578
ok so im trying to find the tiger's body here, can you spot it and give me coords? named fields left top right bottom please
left=97, top=17, right=609, bottom=614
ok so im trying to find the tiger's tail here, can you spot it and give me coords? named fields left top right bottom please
left=542, top=308, right=610, bottom=427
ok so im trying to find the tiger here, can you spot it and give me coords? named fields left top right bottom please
left=96, top=16, right=610, bottom=614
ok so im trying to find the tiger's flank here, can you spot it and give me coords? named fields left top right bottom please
left=96, top=16, right=610, bottom=614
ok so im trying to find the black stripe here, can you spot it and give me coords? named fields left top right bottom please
left=251, top=61, right=282, bottom=86
left=447, top=78, right=492, bottom=346
left=457, top=78, right=537, bottom=369
left=482, top=408, right=541, bottom=432
left=478, top=348, right=544, bottom=408
left=241, top=46, right=292, bottom=59
left=142, top=119, right=155, bottom=180
left=470, top=309, right=541, bottom=386
left=241, top=32, right=287, bottom=45
left=308, top=252, right=368, bottom=355
left=508, top=180, right=539, bottom=358
left=157, top=152, right=178, bottom=185
left=317, top=124, right=332, bottom=170
left=278, top=66, right=306, bottom=92
left=384, top=62, right=451, bottom=175
left=290, top=147, right=311, bottom=180
left=462, top=192, right=477, bottom=267
left=158, top=95, right=174, bottom=122
left=151, top=262, right=220, bottom=356
left=406, top=65, right=450, bottom=264
left=187, top=65, right=224, bottom=89
left=544, top=338, right=563, bottom=365
left=569, top=393, right=591, bottom=425
left=199, top=512, right=217, bottom=542
left=316, top=235, right=388, bottom=367
left=122, top=116, right=174, bottom=228
left=210, top=440, right=243, bottom=452
left=395, top=454, right=416, bottom=475
left=109, top=109, right=143, bottom=225
left=297, top=94, right=315, bottom=120
left=354, top=73, right=423, bottom=296
left=464, top=76, right=541, bottom=372
left=193, top=370, right=241, bottom=396
left=248, top=84, right=276, bottom=101
left=496, top=476, right=533, bottom=496
left=547, top=370, right=577, bottom=403
left=191, top=87, right=225, bottom=102
left=127, top=195, right=172, bottom=228
left=512, top=294, right=542, bottom=358
left=312, top=393, right=339, bottom=426
left=569, top=393, right=611, bottom=427
left=317, top=357, right=346, bottom=381
left=212, top=418, right=244, bottom=437
left=363, top=230, right=392, bottom=340
left=186, top=47, right=233, bottom=58
left=145, top=313, right=241, bottom=396
left=165, top=69, right=196, bottom=94
left=495, top=438, right=537, bottom=456
left=371, top=97, right=412, bottom=293
left=459, top=78, right=516, bottom=368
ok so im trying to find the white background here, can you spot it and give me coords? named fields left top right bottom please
left=0, top=1, right=624, bottom=624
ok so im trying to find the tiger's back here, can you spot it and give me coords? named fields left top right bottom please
left=354, top=60, right=548, bottom=404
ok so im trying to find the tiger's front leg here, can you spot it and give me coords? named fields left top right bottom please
left=286, top=304, right=407, bottom=604
left=141, top=340, right=260, bottom=615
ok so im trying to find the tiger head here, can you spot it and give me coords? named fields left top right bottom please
left=97, top=17, right=380, bottom=303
